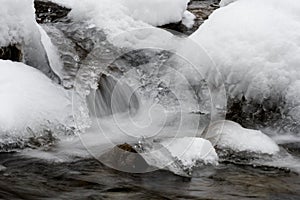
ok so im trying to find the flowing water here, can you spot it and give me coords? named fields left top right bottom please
left=0, top=0, right=299, bottom=199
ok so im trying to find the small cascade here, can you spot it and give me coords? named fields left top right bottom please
left=87, top=74, right=139, bottom=117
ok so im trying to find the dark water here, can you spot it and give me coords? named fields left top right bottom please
left=0, top=153, right=299, bottom=200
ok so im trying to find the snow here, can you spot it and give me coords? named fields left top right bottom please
left=118, top=0, right=190, bottom=26
left=0, top=60, right=71, bottom=133
left=188, top=0, right=300, bottom=120
left=182, top=11, right=196, bottom=29
left=219, top=0, right=238, bottom=7
left=0, top=0, right=37, bottom=47
left=205, top=120, right=280, bottom=155
left=51, top=0, right=190, bottom=42
left=0, top=0, right=60, bottom=82
left=160, top=137, right=219, bottom=168
left=51, top=0, right=148, bottom=42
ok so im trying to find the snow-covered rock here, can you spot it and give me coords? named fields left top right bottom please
left=204, top=120, right=280, bottom=155
left=118, top=0, right=190, bottom=26
left=160, top=137, right=219, bottom=168
left=0, top=0, right=60, bottom=82
left=51, top=0, right=190, bottom=40
left=0, top=60, right=71, bottom=133
left=186, top=0, right=300, bottom=123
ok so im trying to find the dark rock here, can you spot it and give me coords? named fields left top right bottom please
left=160, top=0, right=221, bottom=35
left=280, top=142, right=300, bottom=157
left=34, top=0, right=71, bottom=24
left=99, top=143, right=150, bottom=173
left=226, top=96, right=284, bottom=130
left=0, top=44, right=23, bottom=62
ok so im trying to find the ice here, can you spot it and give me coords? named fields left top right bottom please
left=38, top=25, right=64, bottom=79
left=205, top=120, right=280, bottom=155
left=0, top=60, right=71, bottom=133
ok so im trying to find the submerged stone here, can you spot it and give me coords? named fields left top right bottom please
left=99, top=143, right=150, bottom=173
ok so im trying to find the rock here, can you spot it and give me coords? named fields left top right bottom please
left=34, top=0, right=71, bottom=24
left=99, top=143, right=150, bottom=173
left=160, top=0, right=221, bottom=35
left=226, top=96, right=283, bottom=130
left=0, top=44, right=23, bottom=62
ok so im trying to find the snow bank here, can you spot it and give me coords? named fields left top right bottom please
left=0, top=60, right=71, bottom=133
left=160, top=137, right=218, bottom=168
left=205, top=120, right=280, bottom=154
left=188, top=0, right=300, bottom=119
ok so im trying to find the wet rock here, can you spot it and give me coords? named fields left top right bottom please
left=280, top=142, right=300, bottom=157
left=99, top=143, right=150, bottom=173
left=0, top=44, right=23, bottom=62
left=34, top=0, right=71, bottom=24
left=226, top=96, right=284, bottom=130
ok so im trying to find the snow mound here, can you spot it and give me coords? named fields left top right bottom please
left=205, top=120, right=280, bottom=155
left=0, top=60, right=71, bottom=133
left=182, top=10, right=196, bottom=28
left=189, top=0, right=300, bottom=121
left=118, top=0, right=189, bottom=26
left=51, top=0, right=189, bottom=41
left=160, top=137, right=219, bottom=168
